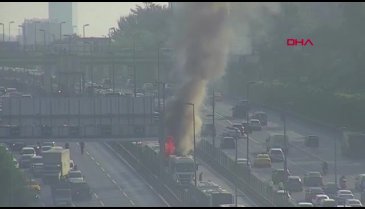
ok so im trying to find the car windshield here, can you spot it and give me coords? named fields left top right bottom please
left=270, top=149, right=282, bottom=154
left=22, top=149, right=34, bottom=155
left=176, top=163, right=195, bottom=172
left=348, top=200, right=360, bottom=204
left=69, top=172, right=82, bottom=178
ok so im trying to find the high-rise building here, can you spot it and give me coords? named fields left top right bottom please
left=49, top=2, right=77, bottom=37
left=21, top=18, right=61, bottom=46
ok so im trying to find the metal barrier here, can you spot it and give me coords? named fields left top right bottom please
left=197, top=139, right=297, bottom=207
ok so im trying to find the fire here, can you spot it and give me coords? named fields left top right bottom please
left=165, top=136, right=176, bottom=156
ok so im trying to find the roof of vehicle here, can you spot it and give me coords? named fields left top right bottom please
left=22, top=147, right=35, bottom=150
left=256, top=154, right=270, bottom=158
left=32, top=156, right=43, bottom=159
left=337, top=190, right=352, bottom=194
left=306, top=187, right=323, bottom=192
left=298, top=202, right=313, bottom=206
left=314, top=194, right=329, bottom=198
left=321, top=198, right=335, bottom=202
left=269, top=148, right=283, bottom=152
left=288, top=176, right=301, bottom=180
left=357, top=174, right=365, bottom=177
left=223, top=137, right=235, bottom=140
left=346, top=199, right=361, bottom=203
left=307, top=171, right=321, bottom=177
left=69, top=170, right=82, bottom=174
left=249, top=119, right=260, bottom=122
left=254, top=111, right=266, bottom=114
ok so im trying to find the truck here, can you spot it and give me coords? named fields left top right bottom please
left=341, top=131, right=365, bottom=158
left=142, top=141, right=195, bottom=187
left=51, top=182, right=72, bottom=206
left=42, top=148, right=71, bottom=185
left=195, top=181, right=234, bottom=207
left=168, top=155, right=195, bottom=186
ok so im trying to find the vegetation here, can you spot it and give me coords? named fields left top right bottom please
left=0, top=146, right=36, bottom=206
left=223, top=2, right=365, bottom=130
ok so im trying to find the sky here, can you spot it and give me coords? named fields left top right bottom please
left=0, top=2, right=168, bottom=38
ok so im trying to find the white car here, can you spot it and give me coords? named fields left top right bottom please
left=67, top=170, right=84, bottom=183
left=312, top=194, right=329, bottom=206
left=249, top=119, right=262, bottom=131
left=345, top=199, right=362, bottom=207
left=297, top=202, right=314, bottom=207
left=268, top=148, right=285, bottom=162
left=20, top=147, right=36, bottom=168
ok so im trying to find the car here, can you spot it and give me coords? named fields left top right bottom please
left=20, top=147, right=36, bottom=168
left=320, top=198, right=337, bottom=207
left=305, top=187, right=324, bottom=202
left=30, top=156, right=43, bottom=177
left=222, top=127, right=241, bottom=139
left=41, top=145, right=52, bottom=153
left=220, top=137, right=236, bottom=149
left=70, top=160, right=75, bottom=170
left=268, top=148, right=285, bottom=162
left=304, top=135, right=319, bottom=148
left=336, top=194, right=354, bottom=206
left=336, top=190, right=353, bottom=197
left=232, top=123, right=244, bottom=135
left=345, top=199, right=362, bottom=207
left=297, top=202, right=314, bottom=207
left=312, top=194, right=329, bottom=206
left=67, top=170, right=84, bottom=183
left=249, top=119, right=262, bottom=131
left=354, top=174, right=365, bottom=192
left=241, top=122, right=252, bottom=134
left=253, top=154, right=271, bottom=168
left=303, top=171, right=323, bottom=187
left=323, top=182, right=339, bottom=199
left=272, top=168, right=291, bottom=185
left=70, top=180, right=92, bottom=200
left=42, top=142, right=55, bottom=147
left=275, top=190, right=294, bottom=206
left=266, top=133, right=289, bottom=153
left=286, top=176, right=303, bottom=192
left=251, top=111, right=268, bottom=126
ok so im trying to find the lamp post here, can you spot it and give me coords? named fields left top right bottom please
left=235, top=136, right=238, bottom=207
left=185, top=102, right=196, bottom=187
left=39, top=29, right=46, bottom=47
left=212, top=88, right=216, bottom=147
left=18, top=25, right=26, bottom=51
left=282, top=109, right=288, bottom=195
left=60, top=21, right=66, bottom=40
left=83, top=24, right=89, bottom=38
left=133, top=35, right=137, bottom=97
left=34, top=21, right=40, bottom=50
left=0, top=23, right=4, bottom=42
left=9, top=21, right=15, bottom=41
left=246, top=81, right=256, bottom=166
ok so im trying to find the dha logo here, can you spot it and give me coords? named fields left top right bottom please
left=287, top=38, right=314, bottom=47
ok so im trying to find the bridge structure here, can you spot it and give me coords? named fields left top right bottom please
left=0, top=94, right=161, bottom=143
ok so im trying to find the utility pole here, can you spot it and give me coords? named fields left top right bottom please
left=212, top=88, right=216, bottom=148
left=133, top=35, right=137, bottom=97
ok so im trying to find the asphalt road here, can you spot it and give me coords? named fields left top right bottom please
left=201, top=100, right=365, bottom=203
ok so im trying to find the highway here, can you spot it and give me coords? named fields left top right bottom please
left=17, top=142, right=169, bottom=207
left=201, top=99, right=365, bottom=203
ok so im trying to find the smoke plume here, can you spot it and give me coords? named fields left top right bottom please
left=165, top=3, right=231, bottom=155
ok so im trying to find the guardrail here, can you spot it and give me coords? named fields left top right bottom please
left=197, top=138, right=298, bottom=207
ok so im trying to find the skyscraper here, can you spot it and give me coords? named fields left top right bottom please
left=49, top=2, right=77, bottom=38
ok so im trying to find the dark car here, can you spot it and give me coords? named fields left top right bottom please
left=241, top=122, right=252, bottom=134
left=251, top=111, right=268, bottom=126
left=286, top=176, right=303, bottom=192
left=303, top=172, right=323, bottom=187
left=220, top=137, right=236, bottom=149
left=323, top=182, right=339, bottom=199
left=70, top=180, right=92, bottom=201
left=272, top=168, right=291, bottom=185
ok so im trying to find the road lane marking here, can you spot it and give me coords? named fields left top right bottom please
left=90, top=156, right=95, bottom=161
left=106, top=173, right=111, bottom=178
left=99, top=200, right=105, bottom=207
left=96, top=161, right=100, bottom=166
left=100, top=167, right=105, bottom=172
left=71, top=203, right=76, bottom=207
left=112, top=179, right=117, bottom=184
left=123, top=191, right=127, bottom=197
left=129, top=200, right=135, bottom=206
left=86, top=151, right=90, bottom=155
left=94, top=193, right=98, bottom=199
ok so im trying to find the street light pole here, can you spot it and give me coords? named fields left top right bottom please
left=39, top=29, right=46, bottom=47
left=283, top=110, right=288, bottom=195
left=34, top=21, right=40, bottom=50
left=185, top=102, right=196, bottom=187
left=212, top=88, right=216, bottom=148
left=60, top=21, right=66, bottom=40
left=335, top=129, right=338, bottom=186
left=0, top=23, right=4, bottom=42
left=133, top=35, right=137, bottom=97
left=83, top=24, right=89, bottom=38
left=9, top=21, right=15, bottom=41
left=246, top=81, right=255, bottom=166
left=235, top=137, right=238, bottom=207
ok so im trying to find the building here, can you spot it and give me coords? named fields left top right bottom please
left=20, top=18, right=61, bottom=47
left=49, top=2, right=77, bottom=37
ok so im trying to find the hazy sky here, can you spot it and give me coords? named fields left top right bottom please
left=0, top=2, right=168, bottom=37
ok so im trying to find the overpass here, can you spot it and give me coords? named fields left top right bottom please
left=0, top=95, right=162, bottom=143
left=0, top=50, right=173, bottom=67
